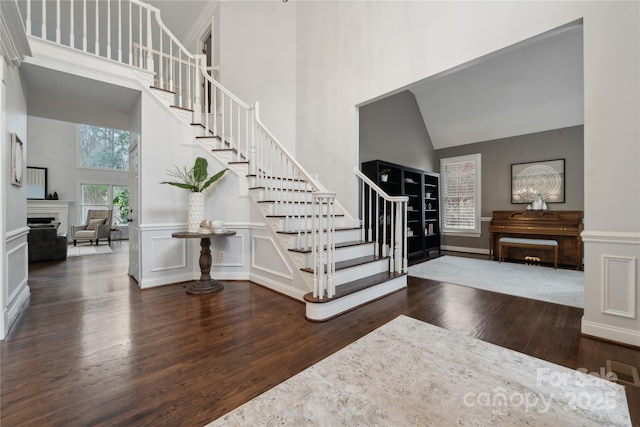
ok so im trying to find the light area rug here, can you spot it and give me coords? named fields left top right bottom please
left=208, top=315, right=630, bottom=426
left=409, top=255, right=584, bottom=308
left=67, top=245, right=113, bottom=257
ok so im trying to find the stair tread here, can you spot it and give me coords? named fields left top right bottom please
left=192, top=124, right=216, bottom=136
left=170, top=105, right=194, bottom=112
left=150, top=85, right=176, bottom=94
left=289, top=240, right=372, bottom=253
left=277, top=226, right=360, bottom=235
left=303, top=271, right=406, bottom=303
left=300, top=255, right=388, bottom=273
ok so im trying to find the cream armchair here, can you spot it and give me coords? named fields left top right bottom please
left=71, top=209, right=113, bottom=246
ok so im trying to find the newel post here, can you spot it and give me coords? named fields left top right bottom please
left=394, top=201, right=403, bottom=273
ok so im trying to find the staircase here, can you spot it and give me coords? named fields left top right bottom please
left=19, top=0, right=410, bottom=320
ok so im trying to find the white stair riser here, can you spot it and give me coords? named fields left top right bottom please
left=209, top=150, right=234, bottom=163
left=304, top=258, right=389, bottom=286
left=281, top=228, right=362, bottom=249
left=172, top=108, right=193, bottom=123
left=260, top=202, right=335, bottom=217
left=333, top=258, right=389, bottom=284
left=305, top=275, right=407, bottom=321
left=252, top=179, right=313, bottom=192
left=270, top=216, right=348, bottom=232
left=296, top=243, right=375, bottom=267
left=229, top=163, right=249, bottom=175
left=153, top=90, right=174, bottom=107
left=254, top=189, right=314, bottom=203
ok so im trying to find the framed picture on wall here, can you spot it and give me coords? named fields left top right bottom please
left=511, top=159, right=565, bottom=204
left=11, top=133, right=24, bottom=187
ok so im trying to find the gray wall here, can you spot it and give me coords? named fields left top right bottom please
left=436, top=125, right=584, bottom=251
left=359, top=90, right=437, bottom=173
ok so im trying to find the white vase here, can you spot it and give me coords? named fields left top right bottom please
left=188, top=192, right=205, bottom=232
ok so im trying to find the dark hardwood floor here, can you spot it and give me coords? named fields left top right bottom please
left=2, top=244, right=639, bottom=426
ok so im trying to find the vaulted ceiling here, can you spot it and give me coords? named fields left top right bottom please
left=408, top=23, right=583, bottom=149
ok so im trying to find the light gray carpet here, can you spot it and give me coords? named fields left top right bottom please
left=409, top=255, right=583, bottom=308
left=67, top=245, right=113, bottom=257
left=209, top=315, right=629, bottom=426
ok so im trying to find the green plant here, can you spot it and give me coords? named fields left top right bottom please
left=112, top=188, right=129, bottom=224
left=161, top=157, right=228, bottom=193
left=380, top=168, right=391, bottom=176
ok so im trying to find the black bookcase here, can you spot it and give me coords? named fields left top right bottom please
left=361, top=160, right=441, bottom=259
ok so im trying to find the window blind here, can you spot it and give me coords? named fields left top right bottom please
left=441, top=154, right=481, bottom=234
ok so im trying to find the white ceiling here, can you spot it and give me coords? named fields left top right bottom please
left=21, top=63, right=140, bottom=128
left=408, top=23, right=584, bottom=149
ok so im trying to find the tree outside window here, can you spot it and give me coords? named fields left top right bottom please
left=81, top=184, right=109, bottom=221
left=79, top=125, right=129, bottom=170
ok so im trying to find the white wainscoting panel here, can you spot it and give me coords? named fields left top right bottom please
left=150, top=236, right=187, bottom=272
left=212, top=234, right=244, bottom=267
left=252, top=235, right=293, bottom=280
left=6, top=241, right=30, bottom=332
left=601, top=255, right=636, bottom=319
left=581, top=230, right=640, bottom=346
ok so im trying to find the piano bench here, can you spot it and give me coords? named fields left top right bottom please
left=498, top=237, right=558, bottom=269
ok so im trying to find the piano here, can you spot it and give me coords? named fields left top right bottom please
left=488, top=210, right=583, bottom=269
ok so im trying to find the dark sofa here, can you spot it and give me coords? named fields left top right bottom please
left=28, top=225, right=67, bottom=262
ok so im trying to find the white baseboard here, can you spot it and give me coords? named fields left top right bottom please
left=214, top=272, right=250, bottom=281
left=250, top=273, right=306, bottom=302
left=138, top=273, right=196, bottom=289
left=5, top=283, right=30, bottom=333
left=441, top=245, right=490, bottom=255
left=581, top=318, right=640, bottom=347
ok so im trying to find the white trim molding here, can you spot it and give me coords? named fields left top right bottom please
left=0, top=0, right=32, bottom=66
left=5, top=242, right=30, bottom=333
left=601, top=255, right=636, bottom=319
left=6, top=226, right=30, bottom=242
left=581, top=319, right=640, bottom=347
left=581, top=231, right=640, bottom=245
left=441, top=245, right=490, bottom=255
left=150, top=236, right=187, bottom=272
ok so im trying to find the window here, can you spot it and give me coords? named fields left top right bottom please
left=440, top=154, right=481, bottom=236
left=80, top=184, right=129, bottom=226
left=79, top=125, right=129, bottom=170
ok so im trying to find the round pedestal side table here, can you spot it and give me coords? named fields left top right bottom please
left=171, top=230, right=236, bottom=294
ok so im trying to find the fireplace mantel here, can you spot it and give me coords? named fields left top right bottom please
left=27, top=200, right=73, bottom=237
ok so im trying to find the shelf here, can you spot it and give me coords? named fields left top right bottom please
left=361, top=159, right=441, bottom=257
